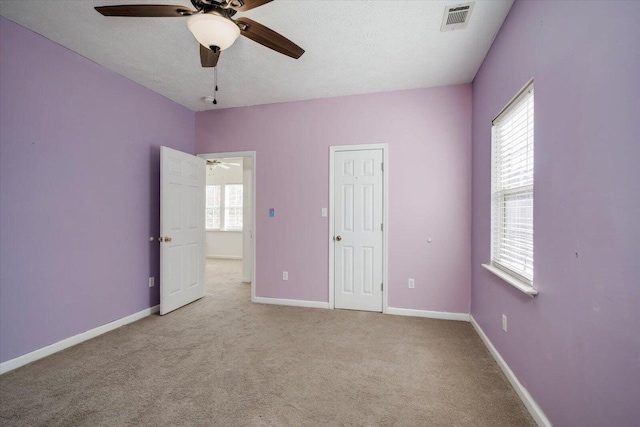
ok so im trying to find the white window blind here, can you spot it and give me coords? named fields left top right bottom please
left=491, top=82, right=534, bottom=285
left=224, top=184, right=243, bottom=231
left=205, top=185, right=221, bottom=230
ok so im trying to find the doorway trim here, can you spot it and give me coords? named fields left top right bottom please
left=329, top=143, right=389, bottom=312
left=198, top=151, right=257, bottom=302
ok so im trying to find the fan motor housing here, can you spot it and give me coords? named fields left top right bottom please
left=191, top=0, right=239, bottom=16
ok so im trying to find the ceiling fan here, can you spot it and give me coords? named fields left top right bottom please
left=206, top=159, right=240, bottom=169
left=95, top=0, right=304, bottom=68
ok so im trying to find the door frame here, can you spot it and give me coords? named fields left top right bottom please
left=329, top=143, right=389, bottom=312
left=198, top=151, right=257, bottom=302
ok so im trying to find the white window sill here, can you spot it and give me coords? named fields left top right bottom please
left=481, top=264, right=538, bottom=297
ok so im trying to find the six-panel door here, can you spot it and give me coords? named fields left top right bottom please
left=160, top=146, right=205, bottom=315
left=334, top=149, right=384, bottom=312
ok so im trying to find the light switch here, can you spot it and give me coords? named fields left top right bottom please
left=321, top=208, right=327, bottom=217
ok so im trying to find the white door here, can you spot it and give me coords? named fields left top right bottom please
left=160, top=146, right=205, bottom=315
left=334, top=149, right=384, bottom=312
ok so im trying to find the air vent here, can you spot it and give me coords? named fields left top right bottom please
left=440, top=2, right=475, bottom=32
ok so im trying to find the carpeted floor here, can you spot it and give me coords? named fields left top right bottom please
left=0, top=260, right=535, bottom=426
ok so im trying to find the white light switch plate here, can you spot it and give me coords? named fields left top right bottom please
left=321, top=208, right=327, bottom=217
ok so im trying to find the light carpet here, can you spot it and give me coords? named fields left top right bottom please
left=0, top=259, right=535, bottom=426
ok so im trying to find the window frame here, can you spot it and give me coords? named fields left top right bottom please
left=205, top=183, right=243, bottom=232
left=483, top=80, right=537, bottom=296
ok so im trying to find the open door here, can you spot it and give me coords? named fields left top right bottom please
left=160, top=146, right=205, bottom=315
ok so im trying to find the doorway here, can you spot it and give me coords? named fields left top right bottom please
left=329, top=144, right=388, bottom=312
left=198, top=151, right=256, bottom=300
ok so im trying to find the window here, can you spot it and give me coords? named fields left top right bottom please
left=205, top=184, right=243, bottom=231
left=224, top=184, right=243, bottom=231
left=206, top=185, right=221, bottom=230
left=489, top=81, right=534, bottom=288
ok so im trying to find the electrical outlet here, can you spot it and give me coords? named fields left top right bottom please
left=502, top=314, right=508, bottom=332
left=408, top=278, right=415, bottom=289
left=283, top=271, right=288, bottom=281
left=149, top=277, right=155, bottom=288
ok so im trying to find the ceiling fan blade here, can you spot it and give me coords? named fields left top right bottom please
left=236, top=18, right=304, bottom=59
left=229, top=0, right=273, bottom=12
left=95, top=5, right=195, bottom=17
left=200, top=45, right=220, bottom=67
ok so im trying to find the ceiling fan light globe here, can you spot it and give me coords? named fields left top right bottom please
left=187, top=14, right=240, bottom=51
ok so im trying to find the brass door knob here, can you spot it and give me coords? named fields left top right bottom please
left=335, top=235, right=342, bottom=242
left=164, top=236, right=172, bottom=242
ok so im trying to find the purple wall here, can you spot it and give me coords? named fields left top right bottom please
left=0, top=17, right=195, bottom=363
left=471, top=1, right=640, bottom=426
left=196, top=85, right=472, bottom=313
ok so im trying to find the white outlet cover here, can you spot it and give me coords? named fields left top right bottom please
left=149, top=277, right=155, bottom=287
left=321, top=208, right=327, bottom=217
left=502, top=314, right=508, bottom=332
left=283, top=271, right=288, bottom=281
left=408, top=278, right=415, bottom=288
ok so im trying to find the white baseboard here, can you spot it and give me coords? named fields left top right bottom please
left=206, top=255, right=243, bottom=260
left=470, top=315, right=552, bottom=427
left=0, top=305, right=160, bottom=375
left=253, top=296, right=331, bottom=309
left=386, top=307, right=469, bottom=322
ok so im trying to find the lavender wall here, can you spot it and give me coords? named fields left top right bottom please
left=471, top=1, right=640, bottom=426
left=0, top=17, right=195, bottom=363
left=196, top=85, right=472, bottom=313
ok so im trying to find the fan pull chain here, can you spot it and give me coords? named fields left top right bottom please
left=213, top=66, right=218, bottom=105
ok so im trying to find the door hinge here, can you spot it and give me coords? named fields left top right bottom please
left=381, top=283, right=384, bottom=291
left=381, top=162, right=384, bottom=172
left=381, top=223, right=383, bottom=232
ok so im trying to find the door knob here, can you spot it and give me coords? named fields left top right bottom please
left=159, top=236, right=172, bottom=242
left=164, top=236, right=172, bottom=242
left=335, top=235, right=342, bottom=242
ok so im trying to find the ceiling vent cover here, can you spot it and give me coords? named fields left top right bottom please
left=441, top=2, right=475, bottom=32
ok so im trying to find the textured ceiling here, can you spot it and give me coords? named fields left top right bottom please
left=0, top=0, right=513, bottom=111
